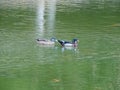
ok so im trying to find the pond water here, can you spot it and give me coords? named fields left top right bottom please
left=0, top=0, right=120, bottom=90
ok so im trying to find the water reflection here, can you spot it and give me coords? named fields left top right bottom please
left=36, top=0, right=45, bottom=38
left=36, top=0, right=57, bottom=38
left=61, top=47, right=79, bottom=53
left=46, top=0, right=57, bottom=31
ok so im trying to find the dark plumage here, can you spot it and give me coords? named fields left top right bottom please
left=58, top=38, right=79, bottom=47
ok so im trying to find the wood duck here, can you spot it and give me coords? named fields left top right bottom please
left=36, top=37, right=57, bottom=45
left=58, top=38, right=79, bottom=47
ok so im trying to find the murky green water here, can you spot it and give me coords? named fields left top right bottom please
left=0, top=0, right=120, bottom=90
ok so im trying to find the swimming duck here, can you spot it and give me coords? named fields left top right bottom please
left=58, top=38, right=79, bottom=47
left=36, top=37, right=57, bottom=45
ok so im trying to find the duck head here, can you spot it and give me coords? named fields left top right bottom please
left=50, top=37, right=57, bottom=42
left=72, top=38, right=79, bottom=44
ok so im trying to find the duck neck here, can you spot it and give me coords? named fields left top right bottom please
left=72, top=41, right=78, bottom=47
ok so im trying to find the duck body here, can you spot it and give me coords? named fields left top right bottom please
left=58, top=39, right=78, bottom=47
left=36, top=38, right=56, bottom=45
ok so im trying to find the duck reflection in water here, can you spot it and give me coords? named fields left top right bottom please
left=61, top=46, right=78, bottom=52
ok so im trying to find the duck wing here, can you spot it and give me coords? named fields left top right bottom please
left=58, top=40, right=72, bottom=46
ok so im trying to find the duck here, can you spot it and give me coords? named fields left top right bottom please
left=57, top=38, right=79, bottom=47
left=36, top=37, right=57, bottom=45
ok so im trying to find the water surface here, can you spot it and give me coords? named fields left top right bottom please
left=0, top=0, right=120, bottom=90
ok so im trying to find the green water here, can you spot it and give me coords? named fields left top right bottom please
left=0, top=0, right=120, bottom=90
